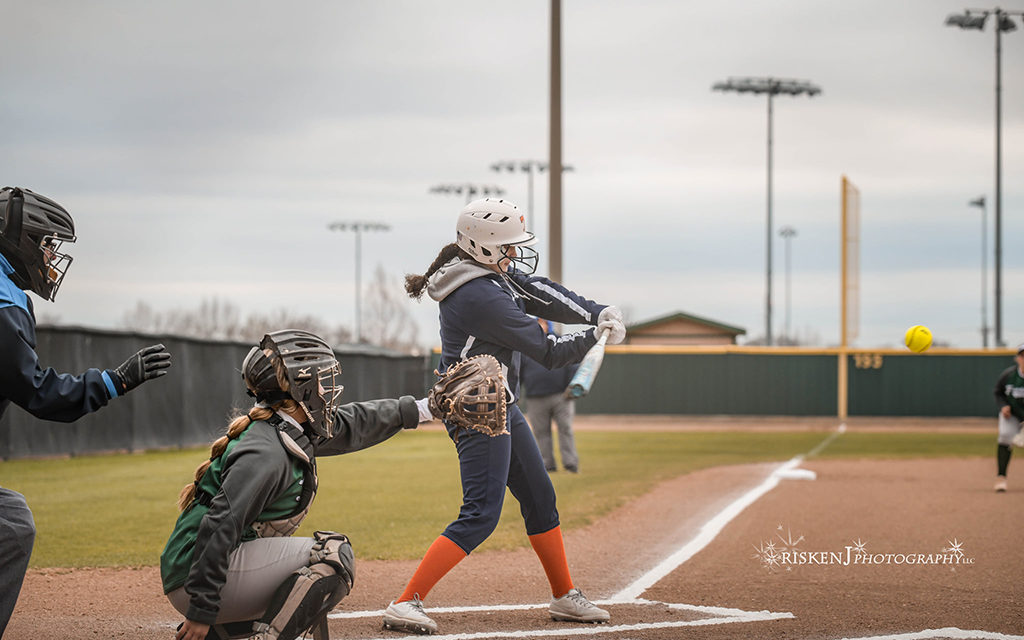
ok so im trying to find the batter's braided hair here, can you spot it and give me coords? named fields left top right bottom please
left=404, top=242, right=472, bottom=300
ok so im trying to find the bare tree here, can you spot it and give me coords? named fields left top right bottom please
left=240, top=308, right=352, bottom=346
left=120, top=298, right=352, bottom=345
left=360, top=264, right=421, bottom=353
left=118, top=269, right=420, bottom=353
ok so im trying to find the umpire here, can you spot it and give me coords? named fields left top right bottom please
left=0, top=187, right=171, bottom=637
left=520, top=318, right=581, bottom=473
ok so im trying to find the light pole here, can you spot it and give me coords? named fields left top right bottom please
left=779, top=225, right=797, bottom=344
left=550, top=0, right=564, bottom=283
left=946, top=7, right=1020, bottom=347
left=326, top=221, right=390, bottom=344
left=712, top=77, right=821, bottom=346
left=429, top=183, right=505, bottom=205
left=969, top=196, right=989, bottom=347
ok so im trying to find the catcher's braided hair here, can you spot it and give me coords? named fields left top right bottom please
left=405, top=242, right=473, bottom=300
left=176, top=350, right=296, bottom=511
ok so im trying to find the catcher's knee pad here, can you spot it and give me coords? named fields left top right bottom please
left=251, top=532, right=355, bottom=640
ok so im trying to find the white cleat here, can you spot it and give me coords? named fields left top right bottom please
left=383, top=596, right=438, bottom=635
left=549, top=588, right=610, bottom=623
left=995, top=475, right=1008, bottom=492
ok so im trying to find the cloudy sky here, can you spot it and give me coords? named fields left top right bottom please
left=2, top=0, right=1022, bottom=350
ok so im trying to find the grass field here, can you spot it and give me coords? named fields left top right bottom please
left=0, top=428, right=994, bottom=568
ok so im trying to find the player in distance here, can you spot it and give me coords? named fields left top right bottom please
left=386, top=198, right=625, bottom=635
left=993, top=342, right=1024, bottom=492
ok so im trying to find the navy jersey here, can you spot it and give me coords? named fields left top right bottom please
left=427, top=258, right=603, bottom=402
left=0, top=253, right=118, bottom=422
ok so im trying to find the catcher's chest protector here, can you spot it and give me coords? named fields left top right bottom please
left=252, top=414, right=319, bottom=538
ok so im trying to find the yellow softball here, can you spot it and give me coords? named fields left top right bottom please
left=904, top=325, right=933, bottom=353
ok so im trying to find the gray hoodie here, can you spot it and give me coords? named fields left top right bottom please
left=426, top=257, right=605, bottom=402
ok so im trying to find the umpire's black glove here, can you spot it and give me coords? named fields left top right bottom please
left=113, top=344, right=172, bottom=393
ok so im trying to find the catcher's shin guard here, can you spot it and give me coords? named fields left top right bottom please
left=250, top=532, right=355, bottom=640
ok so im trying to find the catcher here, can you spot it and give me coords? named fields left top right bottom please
left=386, top=198, right=625, bottom=635
left=161, top=330, right=429, bottom=640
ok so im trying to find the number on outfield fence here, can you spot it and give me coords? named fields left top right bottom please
left=852, top=353, right=883, bottom=369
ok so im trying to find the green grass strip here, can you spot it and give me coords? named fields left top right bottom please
left=0, top=429, right=992, bottom=568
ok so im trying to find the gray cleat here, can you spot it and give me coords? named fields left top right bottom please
left=549, top=588, right=610, bottom=623
left=383, top=596, right=438, bottom=635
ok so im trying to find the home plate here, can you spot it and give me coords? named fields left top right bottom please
left=776, top=468, right=817, bottom=480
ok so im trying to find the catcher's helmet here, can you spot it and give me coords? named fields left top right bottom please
left=455, top=198, right=538, bottom=274
left=242, top=330, right=344, bottom=438
left=0, top=187, right=76, bottom=301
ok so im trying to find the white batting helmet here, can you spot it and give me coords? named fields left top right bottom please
left=456, top=198, right=538, bottom=273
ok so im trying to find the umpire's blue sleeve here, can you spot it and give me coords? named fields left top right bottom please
left=0, top=305, right=117, bottom=422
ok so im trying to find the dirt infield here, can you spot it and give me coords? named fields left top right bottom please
left=7, top=421, right=1022, bottom=639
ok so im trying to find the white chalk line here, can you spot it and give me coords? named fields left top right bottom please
left=352, top=608, right=792, bottom=640
left=329, top=597, right=784, bottom=620
left=329, top=426, right=847, bottom=636
left=835, top=629, right=1024, bottom=640
left=610, top=453, right=806, bottom=601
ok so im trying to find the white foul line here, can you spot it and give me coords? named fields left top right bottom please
left=835, top=629, right=1024, bottom=640
left=609, top=424, right=848, bottom=602
left=609, top=454, right=805, bottom=602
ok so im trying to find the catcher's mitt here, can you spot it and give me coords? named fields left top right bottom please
left=429, top=355, right=508, bottom=437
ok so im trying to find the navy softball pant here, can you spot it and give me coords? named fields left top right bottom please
left=0, top=488, right=35, bottom=637
left=441, top=405, right=560, bottom=553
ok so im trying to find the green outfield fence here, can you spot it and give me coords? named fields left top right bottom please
left=1, top=333, right=1014, bottom=459
left=567, top=345, right=1015, bottom=418
left=435, top=345, right=1016, bottom=419
left=0, top=326, right=425, bottom=460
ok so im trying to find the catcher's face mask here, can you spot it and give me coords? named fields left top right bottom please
left=246, top=330, right=344, bottom=439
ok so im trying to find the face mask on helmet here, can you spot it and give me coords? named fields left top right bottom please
left=242, top=330, right=344, bottom=438
left=0, top=187, right=76, bottom=301
left=39, top=236, right=74, bottom=297
left=499, top=243, right=539, bottom=275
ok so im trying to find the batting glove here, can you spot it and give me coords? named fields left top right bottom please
left=113, top=344, right=172, bottom=393
left=596, top=306, right=626, bottom=345
left=597, top=306, right=623, bottom=324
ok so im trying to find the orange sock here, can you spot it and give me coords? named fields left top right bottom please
left=528, top=526, right=574, bottom=597
left=398, top=535, right=468, bottom=603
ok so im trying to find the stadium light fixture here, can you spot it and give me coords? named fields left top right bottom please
left=712, top=77, right=822, bottom=346
left=946, top=12, right=988, bottom=29
left=429, top=182, right=506, bottom=205
left=945, top=6, right=1022, bottom=347
left=327, top=221, right=391, bottom=344
left=489, top=160, right=574, bottom=231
